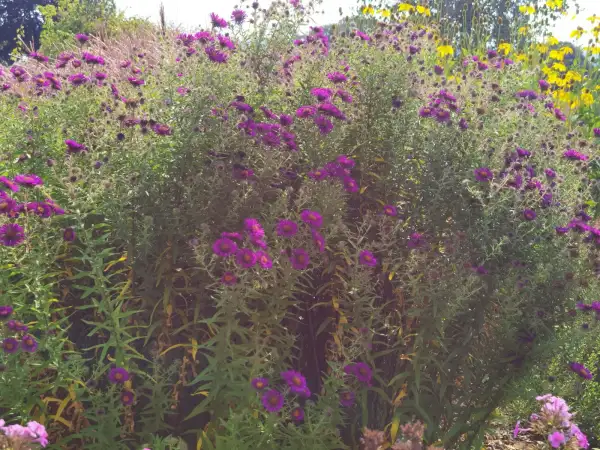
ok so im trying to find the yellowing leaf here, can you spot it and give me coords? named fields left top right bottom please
left=191, top=337, right=198, bottom=361
left=392, top=384, right=408, bottom=407
left=390, top=416, right=400, bottom=442
left=388, top=271, right=395, bottom=281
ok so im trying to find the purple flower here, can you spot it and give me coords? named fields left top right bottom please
left=359, top=250, right=377, bottom=267
left=312, top=231, right=325, bottom=253
left=7, top=320, right=28, bottom=332
left=152, top=123, right=172, bottom=136
left=337, top=154, right=355, bottom=169
left=2, top=338, right=19, bottom=354
left=516, top=147, right=531, bottom=157
left=0, top=306, right=13, bottom=319
left=516, top=90, right=538, bottom=100
left=291, top=407, right=304, bottom=422
left=244, top=218, right=265, bottom=238
left=344, top=362, right=372, bottom=384
left=221, top=272, right=237, bottom=285
left=339, top=391, right=355, bottom=407
left=213, top=238, right=238, bottom=257
left=487, top=49, right=498, bottom=58
left=279, top=114, right=293, bottom=126
left=523, top=209, right=536, bottom=221
left=75, top=33, right=89, bottom=43
left=276, top=219, right=298, bottom=237
left=218, top=35, right=235, bottom=50
left=434, top=109, right=451, bottom=123
left=121, top=390, right=135, bottom=406
left=544, top=168, right=556, bottom=178
left=548, top=431, right=566, bottom=448
left=554, top=108, right=566, bottom=121
left=513, top=421, right=521, bottom=439
left=108, top=367, right=130, bottom=384
left=231, top=9, right=247, bottom=24
left=568, top=362, right=593, bottom=380
left=314, top=115, right=334, bottom=134
left=0, top=176, right=19, bottom=192
left=281, top=370, right=308, bottom=395
left=68, top=73, right=88, bottom=85
left=256, top=251, right=273, bottom=269
left=434, top=65, right=444, bottom=75
left=477, top=61, right=488, bottom=70
left=383, top=205, right=397, bottom=216
left=310, top=87, right=333, bottom=101
left=594, top=128, right=600, bottom=138
left=300, top=210, right=323, bottom=228
left=261, top=389, right=284, bottom=412
left=459, top=118, right=469, bottom=130
left=236, top=249, right=257, bottom=268
left=128, top=77, right=145, bottom=86
left=0, top=195, right=16, bottom=216
left=343, top=177, right=359, bottom=193
left=563, top=149, right=588, bottom=161
left=205, top=46, right=228, bottom=63
left=539, top=79, right=550, bottom=91
left=317, top=103, right=345, bottom=120
left=327, top=71, right=347, bottom=83
left=296, top=105, right=317, bottom=118
left=82, top=52, right=104, bottom=64
left=251, top=377, right=269, bottom=390
left=0, top=223, right=25, bottom=246
left=290, top=248, right=310, bottom=270
left=29, top=51, right=49, bottom=62
left=65, top=139, right=86, bottom=154
left=21, top=334, right=38, bottom=352
left=407, top=232, right=425, bottom=249
left=27, top=202, right=53, bottom=218
left=336, top=89, right=353, bottom=103
left=14, top=174, right=42, bottom=187
left=419, top=106, right=433, bottom=118
left=210, top=13, right=228, bottom=28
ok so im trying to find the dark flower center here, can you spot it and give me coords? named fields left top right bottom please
left=243, top=254, right=252, bottom=262
left=5, top=343, right=13, bottom=349
left=296, top=255, right=305, bottom=263
left=358, top=367, right=367, bottom=375
left=292, top=376, right=302, bottom=386
left=115, top=372, right=123, bottom=380
left=269, top=395, right=278, bottom=405
left=221, top=243, right=230, bottom=251
left=256, top=381, right=264, bottom=388
left=25, top=339, right=33, bottom=345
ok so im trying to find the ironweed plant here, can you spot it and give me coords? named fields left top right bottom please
left=0, top=0, right=600, bottom=449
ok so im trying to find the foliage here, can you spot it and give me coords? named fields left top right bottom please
left=0, top=0, right=599, bottom=449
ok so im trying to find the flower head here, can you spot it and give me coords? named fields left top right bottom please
left=344, top=362, right=373, bottom=384
left=281, top=370, right=308, bottom=395
left=296, top=105, right=316, bottom=118
left=75, top=33, right=89, bottom=43
left=291, top=407, right=305, bottom=422
left=236, top=248, right=257, bottom=268
left=359, top=250, right=377, bottom=267
left=0, top=176, right=19, bottom=192
left=568, top=361, right=593, bottom=380
left=65, top=139, right=86, bottom=154
left=277, top=219, right=298, bottom=238
left=108, top=367, right=130, bottom=384
left=21, top=334, right=38, bottom=352
left=205, top=46, right=229, bottom=63
left=121, top=390, right=135, bottom=405
left=152, top=123, right=172, bottom=136
left=548, top=431, right=565, bottom=448
left=339, top=391, right=355, bottom=407
left=244, top=218, right=265, bottom=238
left=383, top=205, right=397, bottom=216
left=0, top=195, right=16, bottom=215
left=256, top=251, right=273, bottom=269
left=251, top=377, right=269, bottom=390
left=261, top=389, right=284, bottom=412
left=314, top=115, right=334, bottom=134
left=343, top=177, right=359, bottom=193
left=213, top=238, right=238, bottom=257
left=563, top=149, right=588, bottom=161
left=0, top=223, right=25, bottom=246
left=63, top=227, right=76, bottom=242
left=231, top=9, right=247, bottom=24
left=2, top=338, right=19, bottom=354
left=327, top=72, right=347, bottom=83
left=290, top=248, right=310, bottom=270
left=221, top=272, right=237, bottom=285
left=14, top=174, right=43, bottom=187
left=523, top=209, right=537, bottom=221
left=210, top=13, right=228, bottom=28
left=312, top=231, right=325, bottom=253
left=300, top=210, right=323, bottom=228
left=7, top=320, right=28, bottom=332
left=0, top=306, right=13, bottom=319
left=68, top=73, right=89, bottom=85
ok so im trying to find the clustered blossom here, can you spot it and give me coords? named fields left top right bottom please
left=0, top=419, right=48, bottom=447
left=306, top=154, right=359, bottom=193
left=418, top=88, right=466, bottom=130
left=513, top=395, right=589, bottom=449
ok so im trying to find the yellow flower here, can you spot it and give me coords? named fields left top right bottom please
left=546, top=0, right=563, bottom=9
left=398, top=3, right=414, bottom=12
left=560, top=46, right=573, bottom=55
left=548, top=49, right=564, bottom=61
left=536, top=44, right=549, bottom=54
left=571, top=99, right=580, bottom=109
left=498, top=43, right=511, bottom=54
left=518, top=26, right=529, bottom=36
left=519, top=5, right=536, bottom=14
left=378, top=8, right=391, bottom=18
left=587, top=14, right=600, bottom=23
left=515, top=53, right=528, bottom=62
left=581, top=90, right=594, bottom=106
left=416, top=5, right=431, bottom=16
left=546, top=36, right=559, bottom=46
left=552, top=62, right=567, bottom=72
left=584, top=46, right=600, bottom=55
left=570, top=28, right=584, bottom=39
left=361, top=5, right=375, bottom=15
left=542, top=66, right=555, bottom=76
left=565, top=70, right=582, bottom=83
left=437, top=45, right=454, bottom=58
left=595, top=85, right=600, bottom=91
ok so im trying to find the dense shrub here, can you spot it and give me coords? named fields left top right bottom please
left=0, top=1, right=599, bottom=449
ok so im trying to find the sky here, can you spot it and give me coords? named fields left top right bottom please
left=115, top=0, right=600, bottom=42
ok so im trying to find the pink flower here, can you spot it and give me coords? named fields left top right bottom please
left=548, top=431, right=565, bottom=448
